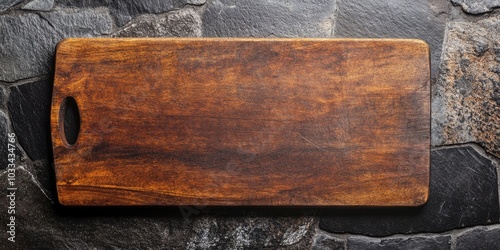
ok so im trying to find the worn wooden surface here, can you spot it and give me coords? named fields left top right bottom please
left=51, top=38, right=430, bottom=206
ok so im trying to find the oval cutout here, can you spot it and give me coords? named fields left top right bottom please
left=59, top=97, right=80, bottom=146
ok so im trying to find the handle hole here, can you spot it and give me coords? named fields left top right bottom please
left=59, top=96, right=80, bottom=147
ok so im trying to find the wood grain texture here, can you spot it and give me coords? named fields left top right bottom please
left=51, top=38, right=430, bottom=206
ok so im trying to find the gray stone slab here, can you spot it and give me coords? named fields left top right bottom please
left=0, top=14, right=59, bottom=82
left=432, top=16, right=500, bottom=158
left=8, top=80, right=53, bottom=161
left=202, top=0, right=336, bottom=37
left=0, top=9, right=113, bottom=82
left=39, top=8, right=113, bottom=37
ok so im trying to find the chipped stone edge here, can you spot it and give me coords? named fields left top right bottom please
left=451, top=0, right=500, bottom=15
left=312, top=225, right=348, bottom=249
left=0, top=75, right=50, bottom=87
left=111, top=6, right=203, bottom=38
left=21, top=0, right=55, bottom=12
left=328, top=0, right=340, bottom=37
left=432, top=142, right=500, bottom=165
left=109, top=2, right=206, bottom=32
left=314, top=223, right=500, bottom=249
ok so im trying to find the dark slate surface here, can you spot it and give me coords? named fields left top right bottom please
left=348, top=235, right=451, bottom=250
left=202, top=0, right=336, bottom=37
left=333, top=0, right=449, bottom=79
left=319, top=146, right=500, bottom=236
left=0, top=13, right=58, bottom=82
left=0, top=10, right=112, bottom=82
left=55, top=0, right=206, bottom=27
left=456, top=227, right=500, bottom=250
left=8, top=80, right=53, bottom=161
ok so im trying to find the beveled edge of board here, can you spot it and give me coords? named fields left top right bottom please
left=54, top=37, right=431, bottom=52
left=51, top=37, right=431, bottom=207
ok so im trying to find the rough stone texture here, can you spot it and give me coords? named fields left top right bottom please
left=8, top=79, right=53, bottom=161
left=456, top=226, right=500, bottom=250
left=348, top=235, right=451, bottom=250
left=1, top=160, right=316, bottom=249
left=0, top=110, right=10, bottom=170
left=432, top=16, right=500, bottom=158
left=114, top=8, right=202, bottom=37
left=0, top=85, right=6, bottom=108
left=22, top=0, right=55, bottom=11
left=55, top=0, right=206, bottom=27
left=0, top=0, right=22, bottom=12
left=0, top=8, right=113, bottom=82
left=312, top=230, right=345, bottom=250
left=333, top=0, right=449, bottom=79
left=319, top=146, right=499, bottom=236
left=452, top=0, right=500, bottom=14
left=202, top=0, right=336, bottom=37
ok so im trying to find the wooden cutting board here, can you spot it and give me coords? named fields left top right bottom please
left=51, top=38, right=430, bottom=206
